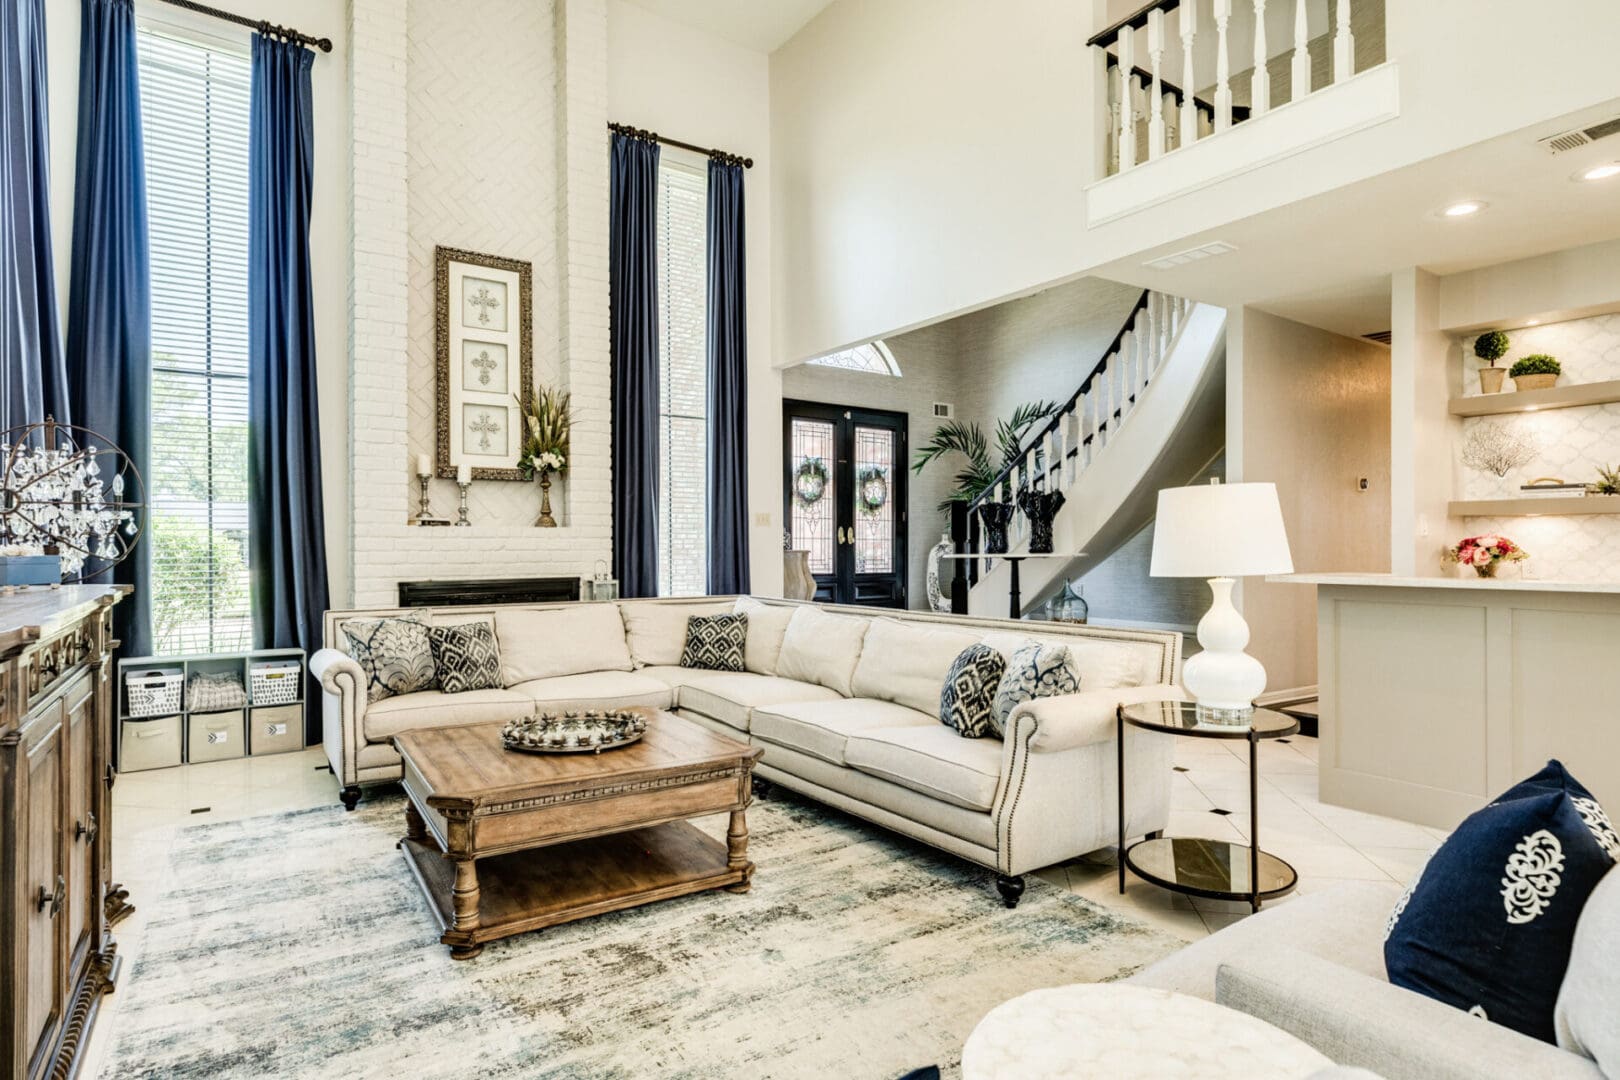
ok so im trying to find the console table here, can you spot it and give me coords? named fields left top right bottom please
left=0, top=585, right=129, bottom=1080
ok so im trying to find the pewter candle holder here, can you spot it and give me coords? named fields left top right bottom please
left=455, top=482, right=471, bottom=527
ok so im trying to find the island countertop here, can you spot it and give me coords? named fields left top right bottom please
left=1265, top=572, right=1620, bottom=595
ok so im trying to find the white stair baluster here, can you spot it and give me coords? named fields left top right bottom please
left=1107, top=71, right=1121, bottom=175
left=1212, top=0, right=1232, bottom=131
left=1251, top=0, right=1270, bottom=116
left=1291, top=0, right=1311, bottom=102
left=1178, top=1, right=1198, bottom=148
left=1147, top=9, right=1166, bottom=159
left=1118, top=26, right=1138, bottom=170
left=1198, top=109, right=1214, bottom=140
left=1161, top=92, right=1178, bottom=151
left=1333, top=0, right=1355, bottom=83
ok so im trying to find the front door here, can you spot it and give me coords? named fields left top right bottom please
left=783, top=400, right=907, bottom=607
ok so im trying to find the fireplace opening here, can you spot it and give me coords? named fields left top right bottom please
left=397, top=576, right=582, bottom=607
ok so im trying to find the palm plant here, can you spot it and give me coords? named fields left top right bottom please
left=911, top=400, right=1060, bottom=512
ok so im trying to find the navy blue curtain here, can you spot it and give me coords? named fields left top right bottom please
left=705, top=158, right=749, bottom=595
left=66, top=0, right=150, bottom=656
left=248, top=34, right=328, bottom=742
left=610, top=132, right=660, bottom=598
left=0, top=0, right=69, bottom=430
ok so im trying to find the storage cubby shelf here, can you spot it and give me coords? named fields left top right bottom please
left=1450, top=379, right=1620, bottom=417
left=1451, top=496, right=1620, bottom=517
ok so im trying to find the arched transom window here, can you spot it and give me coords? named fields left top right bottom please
left=804, top=341, right=901, bottom=376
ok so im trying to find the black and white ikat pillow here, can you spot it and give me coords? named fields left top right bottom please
left=681, top=613, right=749, bottom=672
left=426, top=621, right=504, bottom=694
left=939, top=644, right=1007, bottom=739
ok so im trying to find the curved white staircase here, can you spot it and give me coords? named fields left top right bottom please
left=961, top=292, right=1226, bottom=618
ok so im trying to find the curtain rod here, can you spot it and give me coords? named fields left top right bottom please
left=152, top=0, right=333, bottom=53
left=608, top=122, right=752, bottom=169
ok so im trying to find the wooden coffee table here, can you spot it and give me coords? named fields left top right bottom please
left=393, top=709, right=762, bottom=959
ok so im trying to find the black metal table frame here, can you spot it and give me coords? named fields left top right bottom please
left=1116, top=701, right=1300, bottom=913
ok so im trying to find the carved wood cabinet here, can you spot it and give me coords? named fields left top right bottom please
left=1, top=586, right=128, bottom=1080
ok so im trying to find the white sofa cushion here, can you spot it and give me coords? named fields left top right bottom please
left=509, top=671, right=674, bottom=712
left=1556, top=865, right=1620, bottom=1073
left=733, top=596, right=794, bottom=674
left=850, top=618, right=980, bottom=717
left=981, top=630, right=1145, bottom=691
left=620, top=600, right=733, bottom=668
left=363, top=688, right=534, bottom=741
left=678, top=671, right=843, bottom=731
left=775, top=605, right=869, bottom=696
left=844, top=724, right=1004, bottom=811
left=494, top=604, right=633, bottom=685
left=752, top=698, right=936, bottom=767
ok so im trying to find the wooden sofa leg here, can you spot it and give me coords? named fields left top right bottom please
left=995, top=874, right=1026, bottom=909
left=340, top=785, right=362, bottom=812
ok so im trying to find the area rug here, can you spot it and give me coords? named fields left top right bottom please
left=99, top=790, right=1181, bottom=1080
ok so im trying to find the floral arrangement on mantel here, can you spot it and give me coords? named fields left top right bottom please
left=516, top=385, right=572, bottom=528
left=1444, top=534, right=1529, bottom=578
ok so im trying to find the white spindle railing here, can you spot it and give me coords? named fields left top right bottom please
left=1094, top=0, right=1369, bottom=177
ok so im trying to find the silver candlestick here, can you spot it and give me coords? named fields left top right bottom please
left=455, top=482, right=471, bottom=526
left=413, top=474, right=449, bottom=526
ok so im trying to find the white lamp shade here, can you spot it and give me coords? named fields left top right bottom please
left=1150, top=481, right=1294, bottom=578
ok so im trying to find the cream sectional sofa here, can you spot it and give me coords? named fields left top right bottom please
left=310, top=597, right=1182, bottom=905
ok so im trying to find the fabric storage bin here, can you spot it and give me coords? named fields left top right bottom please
left=249, top=704, right=303, bottom=755
left=187, top=710, right=245, bottom=764
left=126, top=668, right=184, bottom=718
left=250, top=660, right=302, bottom=706
left=119, top=715, right=183, bottom=772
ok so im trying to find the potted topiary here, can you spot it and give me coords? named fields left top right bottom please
left=1473, top=330, right=1510, bottom=393
left=1509, top=354, right=1560, bottom=392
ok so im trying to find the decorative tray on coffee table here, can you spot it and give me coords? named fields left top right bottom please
left=501, top=709, right=649, bottom=754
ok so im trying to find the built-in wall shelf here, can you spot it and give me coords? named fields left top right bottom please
left=1451, top=496, right=1620, bottom=517
left=1450, top=379, right=1620, bottom=417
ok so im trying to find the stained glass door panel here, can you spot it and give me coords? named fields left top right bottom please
left=853, top=426, right=895, bottom=575
left=789, top=417, right=836, bottom=577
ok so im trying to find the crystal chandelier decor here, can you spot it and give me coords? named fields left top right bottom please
left=0, top=417, right=145, bottom=581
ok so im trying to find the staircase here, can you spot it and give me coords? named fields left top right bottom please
left=957, top=290, right=1226, bottom=618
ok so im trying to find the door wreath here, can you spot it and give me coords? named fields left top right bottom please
left=793, top=457, right=829, bottom=506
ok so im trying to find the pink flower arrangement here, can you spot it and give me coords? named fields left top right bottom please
left=1443, top=535, right=1528, bottom=578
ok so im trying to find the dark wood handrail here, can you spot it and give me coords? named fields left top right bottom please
left=967, top=289, right=1152, bottom=513
left=1103, top=54, right=1252, bottom=124
left=1088, top=0, right=1183, bottom=49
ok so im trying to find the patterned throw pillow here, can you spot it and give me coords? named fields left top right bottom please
left=342, top=614, right=437, bottom=703
left=939, top=645, right=1006, bottom=739
left=681, top=613, right=748, bottom=672
left=990, top=641, right=1080, bottom=737
left=426, top=621, right=504, bottom=694
left=1384, top=760, right=1617, bottom=1043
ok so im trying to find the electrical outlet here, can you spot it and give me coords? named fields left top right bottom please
left=753, top=511, right=772, bottom=527
left=1418, top=514, right=1430, bottom=538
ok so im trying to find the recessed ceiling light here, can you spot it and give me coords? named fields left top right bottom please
left=1575, top=162, right=1620, bottom=182
left=1440, top=200, right=1486, bottom=218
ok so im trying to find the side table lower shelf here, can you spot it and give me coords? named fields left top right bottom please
left=1123, top=836, right=1297, bottom=909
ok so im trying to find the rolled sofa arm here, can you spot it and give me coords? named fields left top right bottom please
left=310, top=646, right=365, bottom=699
left=1008, top=683, right=1187, bottom=753
left=1216, top=948, right=1603, bottom=1080
left=310, top=647, right=366, bottom=786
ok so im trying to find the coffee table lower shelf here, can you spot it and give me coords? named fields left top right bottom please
left=401, top=820, right=749, bottom=959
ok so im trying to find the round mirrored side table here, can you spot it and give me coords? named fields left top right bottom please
left=1117, top=700, right=1299, bottom=912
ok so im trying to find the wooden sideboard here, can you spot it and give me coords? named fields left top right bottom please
left=1, top=585, right=129, bottom=1080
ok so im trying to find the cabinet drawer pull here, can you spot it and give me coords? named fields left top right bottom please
left=36, top=875, right=65, bottom=917
left=75, top=811, right=98, bottom=844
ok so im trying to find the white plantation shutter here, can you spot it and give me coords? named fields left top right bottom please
left=138, top=28, right=254, bottom=654
left=655, top=160, right=709, bottom=597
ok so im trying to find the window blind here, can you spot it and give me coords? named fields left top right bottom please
left=655, top=160, right=709, bottom=597
left=137, top=28, right=253, bottom=654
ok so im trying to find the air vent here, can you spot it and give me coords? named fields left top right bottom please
left=1363, top=330, right=1393, bottom=345
left=1538, top=114, right=1620, bottom=154
left=932, top=402, right=954, bottom=419
left=1143, top=240, right=1236, bottom=271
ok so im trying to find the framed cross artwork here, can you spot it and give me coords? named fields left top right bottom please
left=434, top=246, right=534, bottom=479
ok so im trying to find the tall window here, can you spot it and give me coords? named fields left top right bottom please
left=655, top=159, right=708, bottom=597
left=138, top=28, right=253, bottom=654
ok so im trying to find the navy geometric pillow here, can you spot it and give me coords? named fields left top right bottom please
left=939, top=645, right=1006, bottom=739
left=1384, top=760, right=1618, bottom=1043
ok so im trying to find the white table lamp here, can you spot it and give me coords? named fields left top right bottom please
left=1150, top=480, right=1293, bottom=722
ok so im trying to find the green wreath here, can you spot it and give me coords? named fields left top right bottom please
left=856, top=465, right=888, bottom=516
left=793, top=457, right=829, bottom=507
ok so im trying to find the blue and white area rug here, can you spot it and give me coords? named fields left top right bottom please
left=99, top=791, right=1180, bottom=1079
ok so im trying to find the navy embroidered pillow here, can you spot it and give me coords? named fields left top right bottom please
left=1384, top=760, right=1618, bottom=1042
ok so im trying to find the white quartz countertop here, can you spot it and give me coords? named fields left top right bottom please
left=1267, top=573, right=1620, bottom=594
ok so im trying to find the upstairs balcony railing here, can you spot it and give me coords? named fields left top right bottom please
left=1091, top=0, right=1371, bottom=176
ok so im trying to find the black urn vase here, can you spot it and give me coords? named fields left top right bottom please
left=978, top=501, right=1015, bottom=555
left=1017, top=488, right=1066, bottom=554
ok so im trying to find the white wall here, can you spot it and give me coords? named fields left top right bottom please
left=607, top=0, right=782, bottom=595
left=46, top=0, right=354, bottom=605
